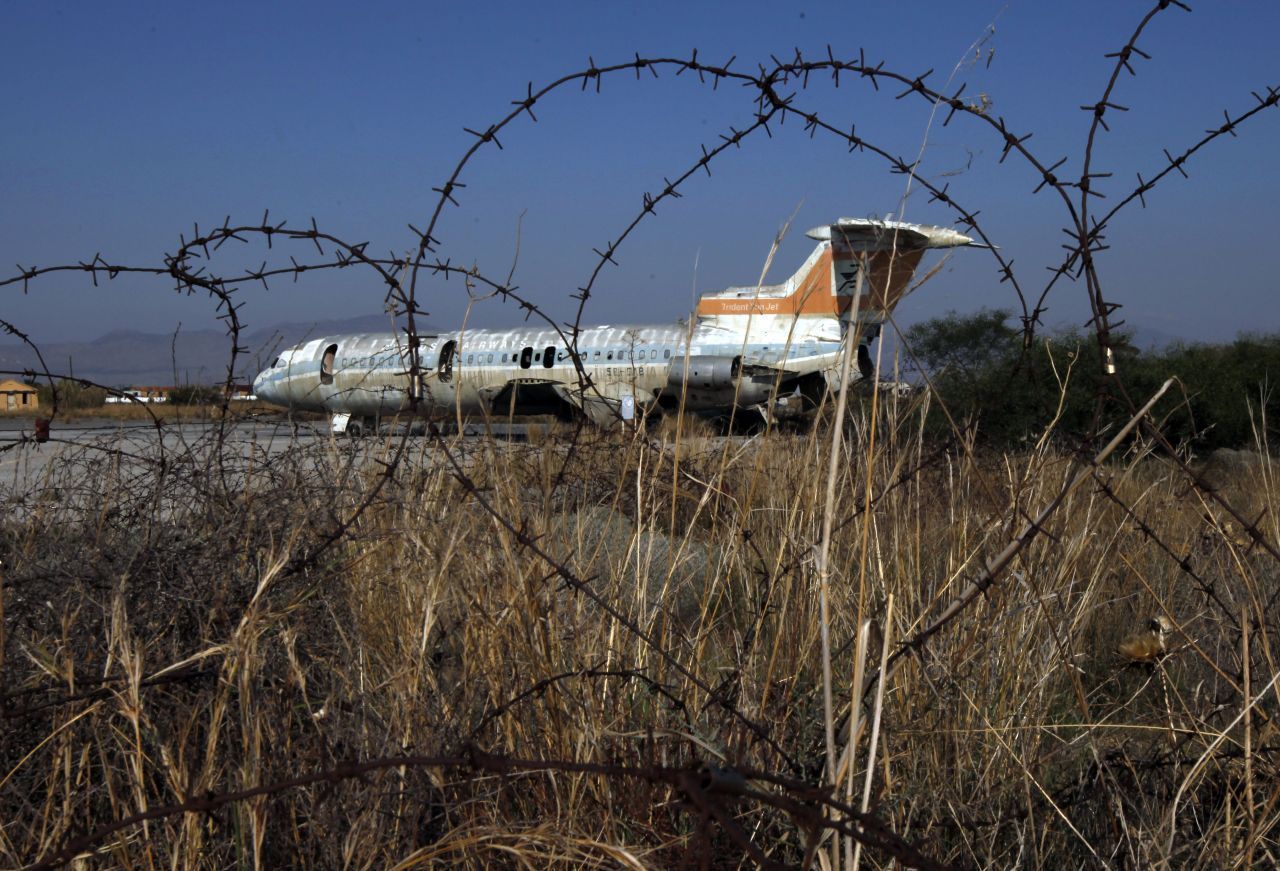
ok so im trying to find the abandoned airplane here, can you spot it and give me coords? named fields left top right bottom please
left=251, top=218, right=981, bottom=434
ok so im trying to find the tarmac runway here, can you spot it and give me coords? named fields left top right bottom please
left=0, top=418, right=319, bottom=493
left=0, top=416, right=538, bottom=498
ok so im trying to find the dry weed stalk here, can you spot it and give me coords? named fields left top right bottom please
left=0, top=377, right=1275, bottom=867
left=4, top=4, right=1280, bottom=866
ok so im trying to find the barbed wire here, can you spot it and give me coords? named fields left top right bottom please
left=4, top=2, right=1280, bottom=866
left=20, top=743, right=954, bottom=871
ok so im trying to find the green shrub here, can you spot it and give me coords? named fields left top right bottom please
left=35, top=378, right=108, bottom=409
left=168, top=385, right=223, bottom=405
left=904, top=310, right=1280, bottom=451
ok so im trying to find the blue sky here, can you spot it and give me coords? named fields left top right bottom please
left=3, top=1, right=1278, bottom=345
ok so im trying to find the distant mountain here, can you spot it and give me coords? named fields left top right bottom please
left=0, top=314, right=432, bottom=387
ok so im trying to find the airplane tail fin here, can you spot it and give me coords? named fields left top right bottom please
left=695, top=218, right=980, bottom=325
left=810, top=218, right=981, bottom=324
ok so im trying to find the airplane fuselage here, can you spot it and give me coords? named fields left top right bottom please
left=252, top=320, right=845, bottom=427
left=251, top=218, right=981, bottom=430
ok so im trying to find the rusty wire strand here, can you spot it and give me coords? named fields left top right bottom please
left=4, top=11, right=1280, bottom=865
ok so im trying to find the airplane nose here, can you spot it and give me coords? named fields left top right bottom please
left=252, top=370, right=273, bottom=403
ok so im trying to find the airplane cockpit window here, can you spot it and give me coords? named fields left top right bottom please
left=520, top=347, right=533, bottom=369
left=272, top=357, right=283, bottom=368
left=320, top=344, right=338, bottom=385
left=543, top=346, right=555, bottom=368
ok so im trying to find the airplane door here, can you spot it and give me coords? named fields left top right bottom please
left=320, top=344, right=338, bottom=385
left=438, top=340, right=456, bottom=382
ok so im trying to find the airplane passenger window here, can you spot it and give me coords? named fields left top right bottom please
left=520, top=347, right=533, bottom=369
left=664, top=349, right=671, bottom=359
left=502, top=353, right=508, bottom=363
left=543, top=346, right=555, bottom=368
left=320, top=344, right=338, bottom=385
left=638, top=350, right=646, bottom=360
left=607, top=351, right=613, bottom=360
left=487, top=354, right=494, bottom=363
left=592, top=350, right=600, bottom=359
left=467, top=354, right=473, bottom=365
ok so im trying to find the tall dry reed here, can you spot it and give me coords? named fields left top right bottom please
left=2, top=392, right=1278, bottom=868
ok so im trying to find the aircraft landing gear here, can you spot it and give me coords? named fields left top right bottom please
left=331, top=412, right=375, bottom=439
left=857, top=342, right=875, bottom=379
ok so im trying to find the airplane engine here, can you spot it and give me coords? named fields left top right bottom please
left=667, top=355, right=741, bottom=390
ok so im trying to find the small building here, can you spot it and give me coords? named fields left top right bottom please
left=105, top=387, right=169, bottom=404
left=102, top=384, right=255, bottom=405
left=131, top=386, right=172, bottom=403
left=0, top=379, right=39, bottom=412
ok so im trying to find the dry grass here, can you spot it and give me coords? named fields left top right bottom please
left=2, top=393, right=1279, bottom=868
